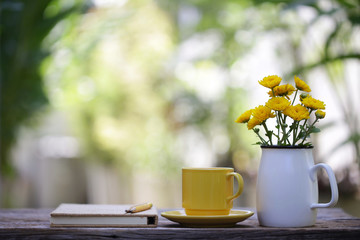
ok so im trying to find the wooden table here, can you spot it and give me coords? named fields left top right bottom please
left=0, top=208, right=359, bottom=239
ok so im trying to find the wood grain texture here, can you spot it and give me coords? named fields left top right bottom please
left=0, top=208, right=359, bottom=239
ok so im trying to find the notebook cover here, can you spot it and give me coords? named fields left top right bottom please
left=50, top=203, right=158, bottom=228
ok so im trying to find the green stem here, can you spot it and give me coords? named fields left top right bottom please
left=272, top=132, right=280, bottom=141
left=292, top=121, right=299, bottom=146
left=262, top=122, right=273, bottom=145
left=253, top=129, right=267, bottom=145
left=295, top=110, right=313, bottom=144
left=291, top=89, right=298, bottom=106
left=286, top=137, right=291, bottom=145
left=293, top=120, right=306, bottom=145
left=279, top=113, right=289, bottom=145
left=300, top=118, right=319, bottom=145
left=275, top=112, right=282, bottom=144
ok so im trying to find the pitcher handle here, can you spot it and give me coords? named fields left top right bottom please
left=226, top=172, right=244, bottom=202
left=310, top=163, right=339, bottom=209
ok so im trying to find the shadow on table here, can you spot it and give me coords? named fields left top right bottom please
left=160, top=223, right=257, bottom=228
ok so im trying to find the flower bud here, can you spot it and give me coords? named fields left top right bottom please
left=300, top=93, right=309, bottom=100
left=253, top=128, right=260, bottom=133
left=315, top=110, right=326, bottom=119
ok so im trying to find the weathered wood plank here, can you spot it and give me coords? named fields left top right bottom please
left=0, top=208, right=359, bottom=239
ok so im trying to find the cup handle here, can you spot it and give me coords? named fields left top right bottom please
left=310, top=163, right=339, bottom=209
left=226, top=172, right=244, bottom=202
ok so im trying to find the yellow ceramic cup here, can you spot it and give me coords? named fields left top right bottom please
left=182, top=167, right=244, bottom=216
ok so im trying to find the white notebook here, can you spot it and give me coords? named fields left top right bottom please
left=50, top=203, right=158, bottom=228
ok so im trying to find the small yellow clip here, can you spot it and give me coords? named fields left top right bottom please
left=125, top=203, right=153, bottom=213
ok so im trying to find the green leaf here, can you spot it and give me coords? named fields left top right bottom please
left=299, top=142, right=313, bottom=147
left=265, top=131, right=273, bottom=138
left=297, top=131, right=306, bottom=139
left=310, top=126, right=321, bottom=133
left=289, top=122, right=297, bottom=130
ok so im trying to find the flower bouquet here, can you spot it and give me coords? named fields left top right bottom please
left=237, top=75, right=338, bottom=228
left=235, top=75, right=325, bottom=146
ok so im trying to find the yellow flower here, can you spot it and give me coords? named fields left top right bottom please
left=268, top=84, right=296, bottom=97
left=266, top=97, right=291, bottom=111
left=252, top=105, right=276, bottom=122
left=283, top=104, right=310, bottom=121
left=315, top=110, right=326, bottom=119
left=258, top=75, right=282, bottom=89
left=235, top=110, right=252, bottom=123
left=301, top=95, right=326, bottom=110
left=247, top=117, right=262, bottom=130
left=294, top=76, right=311, bottom=92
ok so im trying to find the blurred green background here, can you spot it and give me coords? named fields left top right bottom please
left=1, top=0, right=359, bottom=216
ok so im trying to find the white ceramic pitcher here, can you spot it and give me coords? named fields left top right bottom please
left=256, top=146, right=338, bottom=227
